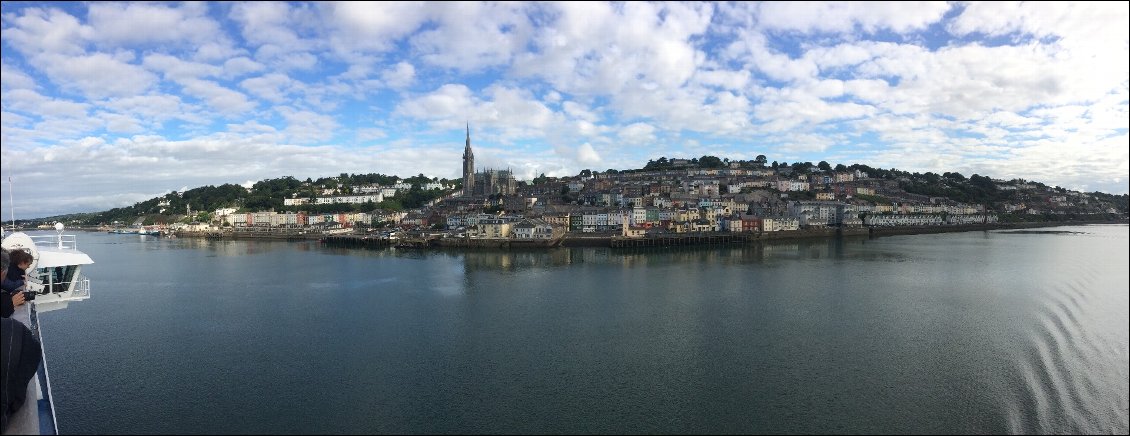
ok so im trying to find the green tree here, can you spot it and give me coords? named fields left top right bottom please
left=943, top=172, right=966, bottom=182
left=699, top=155, right=724, bottom=168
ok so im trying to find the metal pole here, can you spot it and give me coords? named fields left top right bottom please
left=9, top=176, right=14, bottom=227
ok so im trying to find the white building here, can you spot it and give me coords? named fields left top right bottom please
left=863, top=214, right=944, bottom=226
left=513, top=219, right=557, bottom=239
left=945, top=214, right=998, bottom=225
left=761, top=217, right=800, bottom=232
left=214, top=207, right=238, bottom=218
left=775, top=179, right=810, bottom=192
left=314, top=194, right=383, bottom=205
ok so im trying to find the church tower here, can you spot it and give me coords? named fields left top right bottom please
left=462, top=122, right=474, bottom=196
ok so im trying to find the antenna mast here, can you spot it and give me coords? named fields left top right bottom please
left=8, top=177, right=13, bottom=228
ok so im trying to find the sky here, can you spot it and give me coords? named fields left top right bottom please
left=1, top=2, right=1128, bottom=219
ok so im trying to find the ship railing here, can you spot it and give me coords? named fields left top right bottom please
left=29, top=234, right=79, bottom=250
left=25, top=275, right=91, bottom=299
left=71, top=275, right=91, bottom=298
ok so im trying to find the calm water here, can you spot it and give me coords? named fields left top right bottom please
left=34, top=225, right=1129, bottom=434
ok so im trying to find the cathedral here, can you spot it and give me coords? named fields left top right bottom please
left=462, top=124, right=516, bottom=197
left=462, top=123, right=474, bottom=195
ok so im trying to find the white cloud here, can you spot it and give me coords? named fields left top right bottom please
left=178, top=79, right=257, bottom=115
left=576, top=142, right=602, bottom=165
left=229, top=2, right=322, bottom=69
left=380, top=62, right=415, bottom=89
left=102, top=94, right=194, bottom=125
left=101, top=112, right=144, bottom=133
left=512, top=2, right=712, bottom=95
left=693, top=68, right=752, bottom=91
left=143, top=53, right=223, bottom=81
left=562, top=101, right=599, bottom=123
left=0, top=6, right=91, bottom=56
left=240, top=73, right=295, bottom=104
left=86, top=2, right=223, bottom=48
left=34, top=52, right=157, bottom=99
left=222, top=57, right=266, bottom=79
left=356, top=128, right=387, bottom=142
left=949, top=1, right=1130, bottom=49
left=618, top=123, right=657, bottom=145
left=0, top=63, right=38, bottom=90
left=1, top=88, right=88, bottom=118
left=411, top=2, right=533, bottom=71
left=277, top=107, right=340, bottom=144
left=323, top=1, right=431, bottom=54
left=395, top=84, right=477, bottom=124
left=756, top=1, right=951, bottom=34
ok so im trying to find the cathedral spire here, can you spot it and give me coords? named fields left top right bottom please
left=462, top=121, right=474, bottom=196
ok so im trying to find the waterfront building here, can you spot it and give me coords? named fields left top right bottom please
left=863, top=214, right=944, bottom=226
left=477, top=218, right=514, bottom=238
left=945, top=214, right=998, bottom=225
left=761, top=216, right=800, bottom=232
left=513, top=219, right=558, bottom=240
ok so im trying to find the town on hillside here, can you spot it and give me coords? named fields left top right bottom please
left=31, top=127, right=1130, bottom=243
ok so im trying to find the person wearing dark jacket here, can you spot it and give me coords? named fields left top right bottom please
left=1, top=250, right=27, bottom=319
left=1, top=249, right=32, bottom=294
left=1, top=248, right=43, bottom=433
left=1, top=317, right=42, bottom=433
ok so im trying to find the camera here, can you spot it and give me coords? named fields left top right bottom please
left=22, top=290, right=36, bottom=302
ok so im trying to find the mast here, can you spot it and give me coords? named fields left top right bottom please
left=8, top=176, right=14, bottom=228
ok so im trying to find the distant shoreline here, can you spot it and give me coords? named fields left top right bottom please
left=59, top=219, right=1121, bottom=248
left=568, top=220, right=1129, bottom=247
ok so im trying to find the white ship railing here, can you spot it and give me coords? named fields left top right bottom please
left=26, top=275, right=90, bottom=297
left=29, top=234, right=79, bottom=250
left=69, top=276, right=91, bottom=298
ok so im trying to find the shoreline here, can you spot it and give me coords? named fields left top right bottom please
left=59, top=219, right=1128, bottom=248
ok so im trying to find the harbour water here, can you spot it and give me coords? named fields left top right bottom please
left=37, top=225, right=1129, bottom=433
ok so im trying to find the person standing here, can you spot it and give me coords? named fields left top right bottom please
left=1, top=250, right=33, bottom=295
left=1, top=248, right=44, bottom=433
left=0, top=250, right=27, bottom=319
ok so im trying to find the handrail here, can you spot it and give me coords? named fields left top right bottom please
left=25, top=275, right=90, bottom=299
left=71, top=276, right=91, bottom=298
left=28, top=234, right=79, bottom=250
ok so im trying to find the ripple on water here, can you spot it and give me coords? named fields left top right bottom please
left=1011, top=253, right=1125, bottom=434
